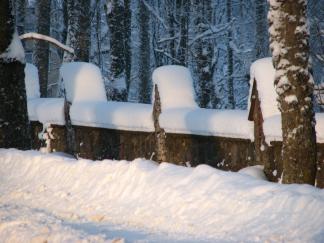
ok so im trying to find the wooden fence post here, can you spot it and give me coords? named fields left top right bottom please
left=153, top=84, right=167, bottom=162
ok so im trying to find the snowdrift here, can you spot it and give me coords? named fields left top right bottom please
left=0, top=149, right=323, bottom=242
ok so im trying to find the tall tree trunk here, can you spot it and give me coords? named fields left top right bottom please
left=105, top=0, right=127, bottom=101
left=63, top=0, right=77, bottom=62
left=34, top=0, right=51, bottom=97
left=226, top=0, right=235, bottom=109
left=75, top=0, right=91, bottom=62
left=176, top=0, right=189, bottom=66
left=124, top=0, right=132, bottom=92
left=0, top=0, right=30, bottom=149
left=193, top=0, right=215, bottom=108
left=15, top=0, right=26, bottom=35
left=269, top=0, right=316, bottom=184
left=138, top=0, right=151, bottom=103
left=255, top=0, right=268, bottom=58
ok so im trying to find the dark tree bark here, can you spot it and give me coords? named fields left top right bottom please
left=34, top=0, right=51, bottom=97
left=61, top=0, right=91, bottom=97
left=193, top=0, right=215, bottom=108
left=75, top=0, right=91, bottom=62
left=124, top=0, right=132, bottom=92
left=0, top=0, right=30, bottom=149
left=138, top=0, right=151, bottom=103
left=269, top=0, right=317, bottom=184
left=226, top=0, right=235, bottom=109
left=105, top=0, right=128, bottom=101
left=255, top=0, right=269, bottom=58
left=14, top=0, right=26, bottom=36
left=176, top=0, right=189, bottom=66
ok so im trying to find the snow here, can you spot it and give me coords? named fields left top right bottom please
left=152, top=65, right=198, bottom=110
left=60, top=62, right=107, bottom=103
left=0, top=30, right=25, bottom=63
left=1, top=149, right=324, bottom=242
left=24, top=64, right=65, bottom=125
left=263, top=113, right=324, bottom=144
left=19, top=32, right=74, bottom=54
left=27, top=98, right=65, bottom=125
left=238, top=165, right=267, bottom=180
left=70, top=101, right=154, bottom=132
left=24, top=63, right=40, bottom=99
left=249, top=57, right=280, bottom=119
left=160, top=108, right=254, bottom=139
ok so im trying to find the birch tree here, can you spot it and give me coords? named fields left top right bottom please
left=268, top=0, right=317, bottom=184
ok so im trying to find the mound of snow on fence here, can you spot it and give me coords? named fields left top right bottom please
left=27, top=98, right=65, bottom=125
left=160, top=108, right=254, bottom=139
left=70, top=101, right=154, bottom=132
left=152, top=65, right=198, bottom=110
left=60, top=62, right=107, bottom=103
left=1, top=149, right=323, bottom=242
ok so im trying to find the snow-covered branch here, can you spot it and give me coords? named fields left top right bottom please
left=20, top=32, right=74, bottom=54
left=141, top=0, right=168, bottom=30
left=189, top=21, right=233, bottom=47
left=154, top=49, right=181, bottom=64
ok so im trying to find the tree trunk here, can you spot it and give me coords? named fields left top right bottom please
left=193, top=0, right=215, bottom=108
left=138, top=0, right=151, bottom=103
left=269, top=0, right=317, bottom=184
left=226, top=0, right=235, bottom=109
left=0, top=0, right=30, bottom=149
left=105, top=0, right=127, bottom=101
left=34, top=0, right=51, bottom=97
left=15, top=0, right=26, bottom=36
left=75, top=0, right=91, bottom=62
left=255, top=0, right=268, bottom=58
left=176, top=0, right=189, bottom=66
left=124, top=0, right=132, bottom=92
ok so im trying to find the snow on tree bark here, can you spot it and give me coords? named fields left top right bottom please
left=268, top=0, right=317, bottom=184
left=0, top=0, right=30, bottom=149
left=34, top=0, right=51, bottom=97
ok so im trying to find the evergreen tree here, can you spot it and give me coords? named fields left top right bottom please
left=269, top=0, right=317, bottom=184
left=0, top=0, right=30, bottom=149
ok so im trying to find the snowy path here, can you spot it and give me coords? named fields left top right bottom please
left=0, top=149, right=324, bottom=242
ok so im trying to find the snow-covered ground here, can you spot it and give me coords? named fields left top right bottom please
left=1, top=149, right=324, bottom=242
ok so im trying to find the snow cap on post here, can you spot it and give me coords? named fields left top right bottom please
left=60, top=62, right=107, bottom=103
left=248, top=57, right=279, bottom=119
left=152, top=65, right=198, bottom=111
